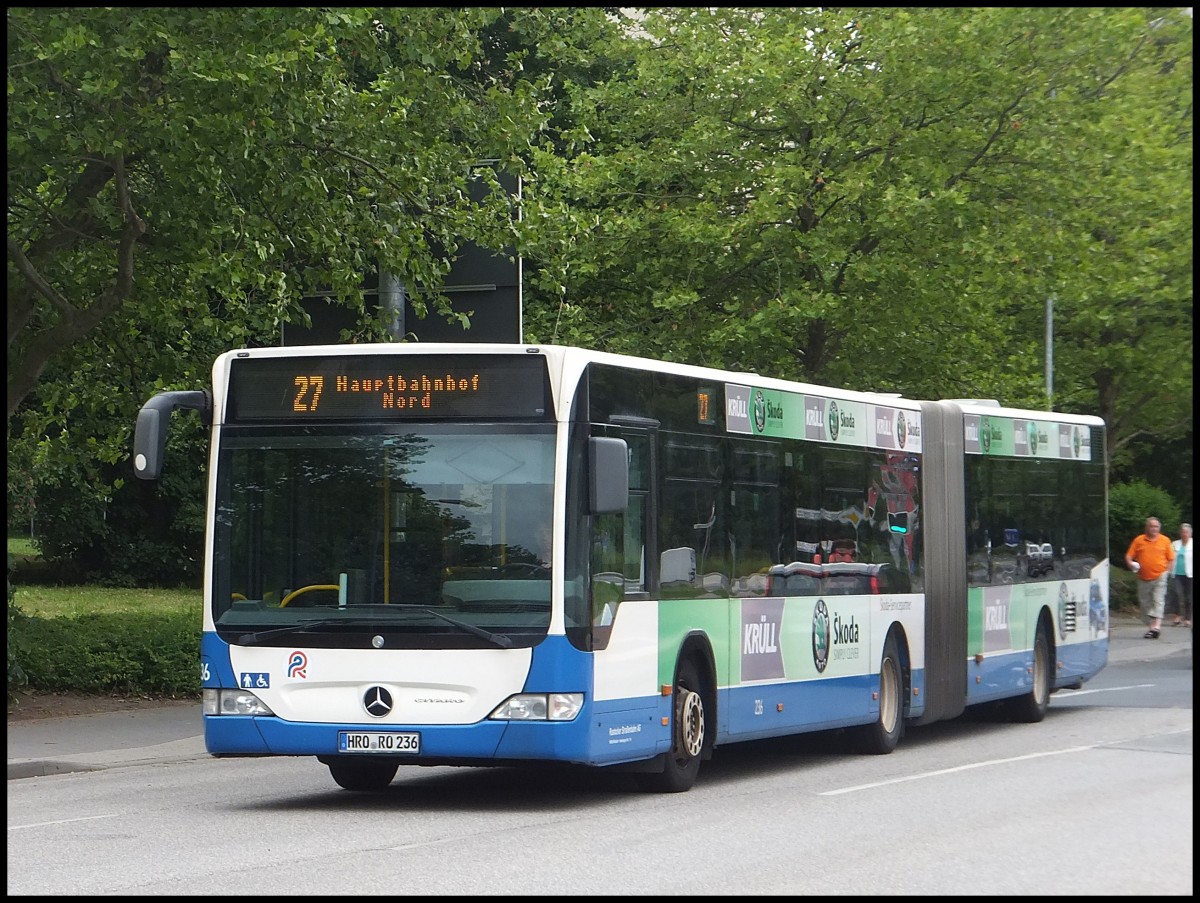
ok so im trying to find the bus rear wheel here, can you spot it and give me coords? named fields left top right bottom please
left=636, top=659, right=706, bottom=793
left=855, top=633, right=904, bottom=755
left=1009, top=618, right=1051, bottom=723
left=324, top=757, right=399, bottom=791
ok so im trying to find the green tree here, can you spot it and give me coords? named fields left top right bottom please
left=7, top=7, right=551, bottom=420
left=8, top=8, right=1191, bottom=587
left=7, top=7, right=564, bottom=580
left=523, top=7, right=1192, bottom=468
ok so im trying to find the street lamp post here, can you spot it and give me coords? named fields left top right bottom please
left=1045, top=251, right=1054, bottom=411
left=1045, top=290, right=1054, bottom=410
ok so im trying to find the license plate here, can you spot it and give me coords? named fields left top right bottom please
left=338, top=731, right=420, bottom=754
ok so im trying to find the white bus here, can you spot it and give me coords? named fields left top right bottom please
left=134, top=343, right=1109, bottom=792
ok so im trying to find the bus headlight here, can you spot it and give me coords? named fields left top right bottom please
left=203, top=688, right=275, bottom=716
left=489, top=693, right=583, bottom=721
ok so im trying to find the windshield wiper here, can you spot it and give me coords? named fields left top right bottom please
left=237, top=617, right=362, bottom=646
left=233, top=604, right=428, bottom=644
left=421, top=608, right=513, bottom=649
left=335, top=602, right=516, bottom=648
left=235, top=607, right=513, bottom=649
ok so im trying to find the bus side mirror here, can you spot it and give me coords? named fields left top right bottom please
left=133, top=390, right=212, bottom=480
left=589, top=436, right=628, bottom=514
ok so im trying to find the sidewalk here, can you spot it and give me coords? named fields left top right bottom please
left=7, top=699, right=205, bottom=780
left=6, top=614, right=1191, bottom=781
left=1105, top=612, right=1193, bottom=665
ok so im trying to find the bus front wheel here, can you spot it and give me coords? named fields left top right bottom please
left=324, top=757, right=399, bottom=791
left=636, top=658, right=706, bottom=793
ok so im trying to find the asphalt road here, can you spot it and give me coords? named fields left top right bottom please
left=7, top=614, right=1191, bottom=896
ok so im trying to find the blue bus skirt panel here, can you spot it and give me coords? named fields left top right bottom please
left=719, top=666, right=926, bottom=742
left=201, top=630, right=672, bottom=766
left=204, top=699, right=673, bottom=766
left=965, top=636, right=1108, bottom=706
left=200, top=632, right=939, bottom=763
left=967, top=648, right=1039, bottom=705
left=498, top=634, right=670, bottom=766
left=205, top=715, right=514, bottom=758
left=1055, top=635, right=1108, bottom=687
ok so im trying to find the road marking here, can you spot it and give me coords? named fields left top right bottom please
left=8, top=814, right=119, bottom=831
left=822, top=726, right=1192, bottom=796
left=1053, top=683, right=1155, bottom=697
left=821, top=745, right=1097, bottom=796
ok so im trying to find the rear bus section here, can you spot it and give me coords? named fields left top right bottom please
left=913, top=400, right=1108, bottom=731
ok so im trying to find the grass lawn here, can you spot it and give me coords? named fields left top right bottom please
left=11, top=584, right=202, bottom=619
left=7, top=535, right=37, bottom=559
left=9, top=535, right=201, bottom=618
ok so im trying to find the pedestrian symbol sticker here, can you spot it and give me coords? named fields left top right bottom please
left=240, top=672, right=270, bottom=689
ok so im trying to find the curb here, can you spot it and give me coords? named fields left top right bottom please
left=7, top=736, right=208, bottom=781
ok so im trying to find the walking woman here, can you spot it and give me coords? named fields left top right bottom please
left=1169, top=522, right=1192, bottom=628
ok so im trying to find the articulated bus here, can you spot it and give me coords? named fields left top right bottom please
left=133, top=343, right=1109, bottom=792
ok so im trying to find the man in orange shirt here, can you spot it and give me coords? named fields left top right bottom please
left=1125, top=517, right=1176, bottom=638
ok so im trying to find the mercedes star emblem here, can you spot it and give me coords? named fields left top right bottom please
left=363, top=686, right=393, bottom=718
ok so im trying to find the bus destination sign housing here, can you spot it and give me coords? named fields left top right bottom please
left=226, top=354, right=551, bottom=422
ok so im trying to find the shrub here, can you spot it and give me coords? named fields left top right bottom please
left=10, top=609, right=200, bottom=697
left=1108, top=566, right=1140, bottom=612
left=29, top=416, right=206, bottom=589
left=1108, top=480, right=1181, bottom=564
left=7, top=554, right=29, bottom=702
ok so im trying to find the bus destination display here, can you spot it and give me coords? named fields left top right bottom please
left=226, top=354, right=551, bottom=422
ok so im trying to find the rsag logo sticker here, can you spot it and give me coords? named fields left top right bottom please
left=288, top=650, right=308, bottom=679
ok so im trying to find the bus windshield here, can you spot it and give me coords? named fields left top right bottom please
left=212, top=423, right=555, bottom=648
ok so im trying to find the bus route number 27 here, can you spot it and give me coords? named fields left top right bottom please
left=293, top=375, right=325, bottom=413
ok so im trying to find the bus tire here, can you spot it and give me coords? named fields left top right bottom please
left=325, top=757, right=399, bottom=791
left=1010, top=617, right=1052, bottom=723
left=855, top=632, right=905, bottom=755
left=635, top=658, right=706, bottom=793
